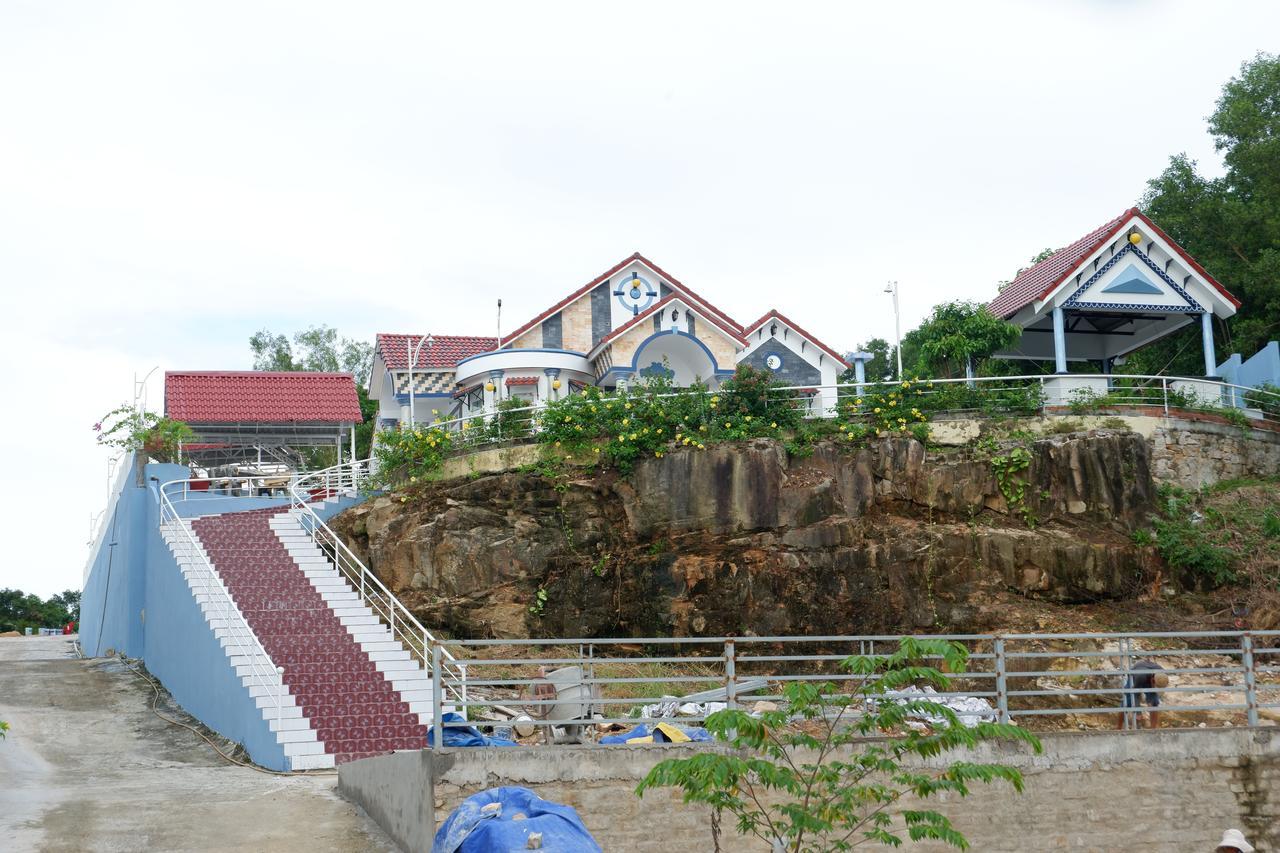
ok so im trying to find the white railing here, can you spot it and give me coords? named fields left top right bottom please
left=384, top=373, right=1280, bottom=459
left=288, top=461, right=468, bottom=707
left=156, top=479, right=287, bottom=726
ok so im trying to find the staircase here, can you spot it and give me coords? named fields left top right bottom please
left=165, top=506, right=442, bottom=769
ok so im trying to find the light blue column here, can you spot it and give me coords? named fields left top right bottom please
left=1052, top=307, right=1067, bottom=374
left=1201, top=312, right=1217, bottom=377
left=965, top=357, right=975, bottom=388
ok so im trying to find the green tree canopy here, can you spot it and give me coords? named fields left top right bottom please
left=904, top=301, right=1021, bottom=378
left=249, top=326, right=377, bottom=459
left=0, top=588, right=79, bottom=633
left=1135, top=52, right=1280, bottom=374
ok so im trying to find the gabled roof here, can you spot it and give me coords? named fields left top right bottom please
left=376, top=333, right=499, bottom=370
left=988, top=207, right=1240, bottom=319
left=165, top=371, right=362, bottom=423
left=588, top=293, right=747, bottom=359
left=503, top=252, right=744, bottom=346
left=743, top=310, right=850, bottom=369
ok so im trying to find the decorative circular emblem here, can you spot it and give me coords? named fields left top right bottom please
left=765, top=353, right=783, bottom=371
left=614, top=272, right=658, bottom=314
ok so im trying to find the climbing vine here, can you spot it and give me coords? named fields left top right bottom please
left=989, top=446, right=1036, bottom=528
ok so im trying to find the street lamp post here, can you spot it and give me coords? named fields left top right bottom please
left=884, top=281, right=902, bottom=381
left=407, top=334, right=433, bottom=430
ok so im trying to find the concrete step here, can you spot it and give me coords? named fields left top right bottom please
left=290, top=753, right=336, bottom=771
left=376, top=658, right=419, bottom=673
left=283, top=740, right=326, bottom=757
left=367, top=649, right=411, bottom=663
left=268, top=715, right=313, bottom=732
left=258, top=702, right=303, bottom=719
left=254, top=693, right=300, bottom=711
left=275, top=728, right=319, bottom=744
left=340, top=614, right=379, bottom=627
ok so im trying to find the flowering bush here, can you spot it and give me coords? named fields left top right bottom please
left=95, top=405, right=195, bottom=463
left=371, top=423, right=454, bottom=489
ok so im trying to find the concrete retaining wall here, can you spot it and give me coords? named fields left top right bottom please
left=342, top=728, right=1280, bottom=852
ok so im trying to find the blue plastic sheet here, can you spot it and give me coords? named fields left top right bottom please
left=598, top=722, right=714, bottom=744
left=426, top=713, right=519, bottom=748
left=432, top=786, right=603, bottom=853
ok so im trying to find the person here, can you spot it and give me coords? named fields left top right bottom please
left=1215, top=827, right=1254, bottom=852
left=1116, top=659, right=1168, bottom=729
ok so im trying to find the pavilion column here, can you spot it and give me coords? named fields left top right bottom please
left=1052, top=306, right=1068, bottom=374
left=1201, top=312, right=1218, bottom=377
left=853, top=358, right=866, bottom=394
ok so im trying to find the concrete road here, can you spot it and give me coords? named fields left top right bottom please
left=0, top=636, right=396, bottom=852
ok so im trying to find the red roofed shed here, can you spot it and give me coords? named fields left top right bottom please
left=165, top=371, right=363, bottom=465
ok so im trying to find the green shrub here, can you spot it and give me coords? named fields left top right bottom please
left=371, top=423, right=454, bottom=488
left=1151, top=485, right=1237, bottom=586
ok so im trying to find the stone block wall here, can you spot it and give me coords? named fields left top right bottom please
left=1151, top=417, right=1280, bottom=488
left=420, top=728, right=1280, bottom=852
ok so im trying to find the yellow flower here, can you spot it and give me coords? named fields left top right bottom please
left=874, top=407, right=881, bottom=414
left=745, top=416, right=752, bottom=422
left=697, top=443, right=705, bottom=450
left=899, top=425, right=907, bottom=432
left=563, top=416, right=571, bottom=423
left=656, top=428, right=663, bottom=434
left=902, top=381, right=910, bottom=388
left=839, top=424, right=847, bottom=432
left=622, top=418, right=629, bottom=426
left=770, top=422, right=777, bottom=428
left=855, top=398, right=863, bottom=405
left=400, top=496, right=407, bottom=503
left=889, top=400, right=897, bottom=407
left=725, top=422, right=732, bottom=429
left=625, top=402, right=632, bottom=410
left=654, top=451, right=663, bottom=458
left=555, top=441, right=561, bottom=447
left=709, top=401, right=717, bottom=408
left=630, top=433, right=638, bottom=440
left=699, top=425, right=707, bottom=432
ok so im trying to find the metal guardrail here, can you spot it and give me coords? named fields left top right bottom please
left=430, top=631, right=1280, bottom=749
left=385, top=373, right=1280, bottom=462
left=156, top=480, right=287, bottom=726
left=288, top=461, right=468, bottom=707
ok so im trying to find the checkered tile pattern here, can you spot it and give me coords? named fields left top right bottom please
left=376, top=334, right=497, bottom=370
left=190, top=508, right=428, bottom=765
left=393, top=371, right=455, bottom=395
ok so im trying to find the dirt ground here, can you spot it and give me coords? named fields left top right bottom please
left=0, top=636, right=396, bottom=853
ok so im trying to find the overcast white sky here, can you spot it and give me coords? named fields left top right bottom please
left=2, top=1, right=1276, bottom=598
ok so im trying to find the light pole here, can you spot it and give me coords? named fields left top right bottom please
left=407, top=334, right=433, bottom=430
left=884, top=281, right=902, bottom=381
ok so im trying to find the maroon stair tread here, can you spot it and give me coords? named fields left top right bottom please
left=191, top=508, right=427, bottom=765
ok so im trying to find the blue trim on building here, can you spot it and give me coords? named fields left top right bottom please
left=1102, top=263, right=1163, bottom=295
left=1064, top=244, right=1203, bottom=313
left=456, top=347, right=588, bottom=367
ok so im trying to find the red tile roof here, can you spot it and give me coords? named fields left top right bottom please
left=376, top=333, right=498, bottom=370
left=503, top=252, right=744, bottom=346
left=505, top=376, right=539, bottom=386
left=987, top=207, right=1240, bottom=319
left=590, top=293, right=748, bottom=356
left=165, top=371, right=362, bottom=423
left=742, top=310, right=849, bottom=369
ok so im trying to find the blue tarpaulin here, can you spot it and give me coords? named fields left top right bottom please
left=432, top=786, right=603, bottom=853
left=598, top=722, right=714, bottom=744
left=426, top=713, right=519, bottom=748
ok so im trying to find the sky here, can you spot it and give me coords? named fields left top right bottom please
left=1, top=1, right=1276, bottom=598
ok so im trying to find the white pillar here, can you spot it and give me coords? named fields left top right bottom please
left=1052, top=307, right=1068, bottom=374
left=1201, top=312, right=1217, bottom=377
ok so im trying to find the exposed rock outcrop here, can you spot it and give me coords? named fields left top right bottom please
left=333, top=432, right=1158, bottom=639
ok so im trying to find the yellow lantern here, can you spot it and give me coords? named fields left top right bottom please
left=552, top=379, right=562, bottom=390
left=1129, top=232, right=1142, bottom=245
left=484, top=381, right=495, bottom=392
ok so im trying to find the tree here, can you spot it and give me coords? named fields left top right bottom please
left=905, top=301, right=1021, bottom=379
left=637, top=637, right=1041, bottom=852
left=1135, top=52, right=1280, bottom=375
left=249, top=326, right=377, bottom=458
left=250, top=325, right=373, bottom=377
left=0, top=588, right=78, bottom=633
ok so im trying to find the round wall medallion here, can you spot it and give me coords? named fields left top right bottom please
left=765, top=353, right=783, bottom=371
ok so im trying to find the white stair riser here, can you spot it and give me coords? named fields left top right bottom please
left=290, top=753, right=336, bottom=770
left=283, top=741, right=326, bottom=757
left=269, top=715, right=313, bottom=732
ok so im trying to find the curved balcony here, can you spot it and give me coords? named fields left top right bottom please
left=454, top=348, right=593, bottom=386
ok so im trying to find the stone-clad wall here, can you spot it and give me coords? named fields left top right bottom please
left=1151, top=417, right=1280, bottom=488
left=418, top=728, right=1280, bottom=852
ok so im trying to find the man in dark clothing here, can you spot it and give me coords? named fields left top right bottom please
left=1116, top=659, right=1167, bottom=729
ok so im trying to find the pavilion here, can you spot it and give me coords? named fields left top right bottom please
left=164, top=371, right=363, bottom=467
left=988, top=207, right=1240, bottom=402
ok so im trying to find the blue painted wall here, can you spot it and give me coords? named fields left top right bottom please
left=80, top=460, right=369, bottom=770
left=1219, top=341, right=1280, bottom=392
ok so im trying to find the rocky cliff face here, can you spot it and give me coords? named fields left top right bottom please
left=332, top=432, right=1158, bottom=639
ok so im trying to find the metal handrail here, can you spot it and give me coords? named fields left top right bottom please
left=286, top=461, right=467, bottom=704
left=379, top=372, right=1280, bottom=462
left=156, top=480, right=286, bottom=727
left=422, top=630, right=1280, bottom=746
